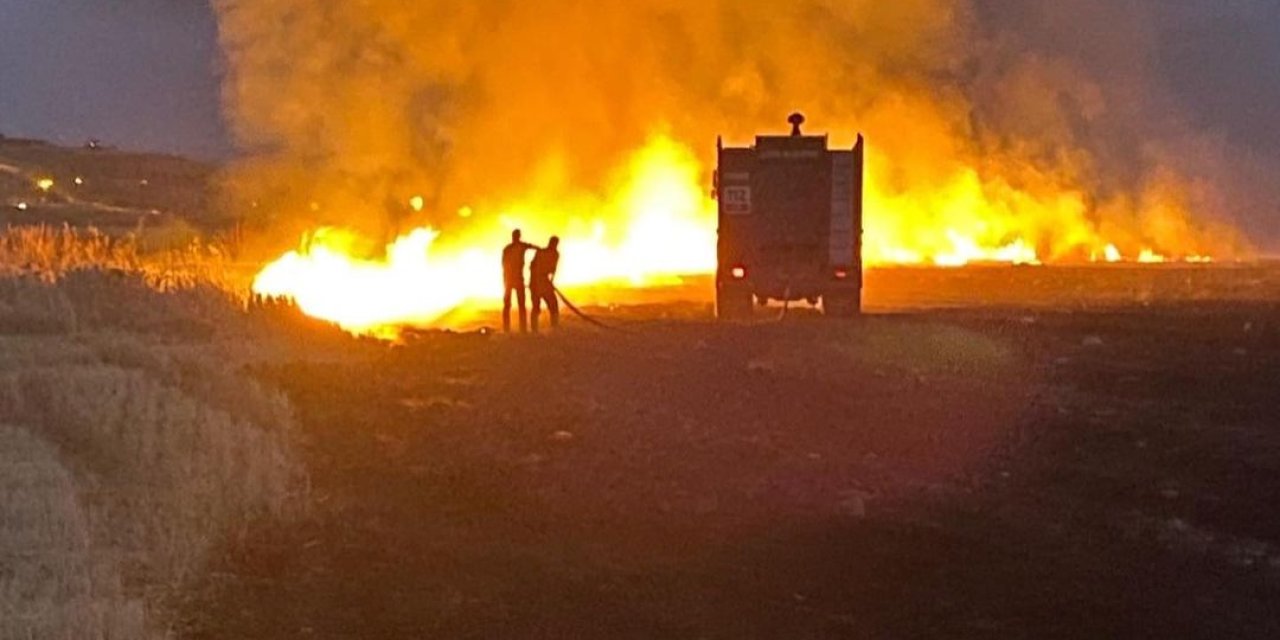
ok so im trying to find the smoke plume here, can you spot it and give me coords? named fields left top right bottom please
left=212, top=0, right=1250, bottom=263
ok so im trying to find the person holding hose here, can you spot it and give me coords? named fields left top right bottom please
left=529, top=236, right=561, bottom=333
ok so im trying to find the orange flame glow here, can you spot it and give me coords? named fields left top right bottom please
left=253, top=135, right=1231, bottom=335
left=253, top=136, right=716, bottom=333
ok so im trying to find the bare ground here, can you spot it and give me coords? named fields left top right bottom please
left=177, top=271, right=1280, bottom=639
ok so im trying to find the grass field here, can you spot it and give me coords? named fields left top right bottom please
left=2, top=234, right=1280, bottom=638
left=6, top=137, right=1279, bottom=639
left=0, top=267, right=308, bottom=639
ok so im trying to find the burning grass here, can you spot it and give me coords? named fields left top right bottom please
left=215, top=0, right=1252, bottom=337
left=242, top=132, right=1244, bottom=337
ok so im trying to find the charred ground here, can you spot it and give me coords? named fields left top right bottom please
left=177, top=269, right=1280, bottom=639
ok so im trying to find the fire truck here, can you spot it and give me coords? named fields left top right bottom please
left=714, top=113, right=865, bottom=319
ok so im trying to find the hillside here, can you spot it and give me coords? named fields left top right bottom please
left=0, top=135, right=222, bottom=237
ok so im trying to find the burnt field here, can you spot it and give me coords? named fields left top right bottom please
left=179, top=266, right=1280, bottom=639
left=554, top=263, right=1280, bottom=315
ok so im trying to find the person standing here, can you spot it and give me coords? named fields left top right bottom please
left=502, top=229, right=537, bottom=333
left=530, top=236, right=561, bottom=334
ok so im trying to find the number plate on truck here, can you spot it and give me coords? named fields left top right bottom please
left=723, top=186, right=752, bottom=215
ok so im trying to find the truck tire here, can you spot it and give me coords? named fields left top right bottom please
left=823, top=290, right=861, bottom=318
left=717, top=285, right=754, bottom=321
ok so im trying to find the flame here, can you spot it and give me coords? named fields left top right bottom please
left=1137, top=249, right=1167, bottom=264
left=253, top=136, right=716, bottom=333
left=254, top=227, right=490, bottom=335
left=1100, top=244, right=1123, bottom=263
left=932, top=234, right=1039, bottom=267
left=219, top=0, right=1247, bottom=337
left=254, top=135, right=1227, bottom=336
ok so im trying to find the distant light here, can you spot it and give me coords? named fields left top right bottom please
left=73, top=177, right=84, bottom=186
left=15, top=202, right=28, bottom=211
left=139, top=179, right=149, bottom=187
left=730, top=266, right=747, bottom=280
left=458, top=206, right=473, bottom=218
left=833, top=268, right=849, bottom=280
left=36, top=178, right=54, bottom=192
left=309, top=201, right=321, bottom=212
left=409, top=195, right=425, bottom=212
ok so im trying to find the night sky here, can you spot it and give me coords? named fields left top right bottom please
left=0, top=0, right=1277, bottom=236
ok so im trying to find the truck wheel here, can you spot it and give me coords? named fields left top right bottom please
left=823, top=290, right=861, bottom=318
left=717, top=286, right=754, bottom=321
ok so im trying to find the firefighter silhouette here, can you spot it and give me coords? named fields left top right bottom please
left=530, top=236, right=561, bottom=333
left=501, top=229, right=537, bottom=333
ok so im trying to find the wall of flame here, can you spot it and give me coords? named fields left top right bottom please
left=214, top=0, right=1249, bottom=333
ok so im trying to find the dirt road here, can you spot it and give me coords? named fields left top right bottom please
left=179, top=302, right=1280, bottom=639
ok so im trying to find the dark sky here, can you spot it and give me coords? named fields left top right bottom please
left=0, top=0, right=227, bottom=158
left=1158, top=0, right=1280, bottom=156
left=0, top=0, right=1276, bottom=166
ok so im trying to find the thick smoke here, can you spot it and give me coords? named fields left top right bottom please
left=213, top=0, right=1249, bottom=261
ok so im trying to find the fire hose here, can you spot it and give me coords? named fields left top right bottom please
left=550, top=282, right=792, bottom=330
left=553, top=286, right=632, bottom=333
left=776, top=284, right=793, bottom=322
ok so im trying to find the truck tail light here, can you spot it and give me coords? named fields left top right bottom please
left=731, top=266, right=747, bottom=280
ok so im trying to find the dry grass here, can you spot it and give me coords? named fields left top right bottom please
left=0, top=261, right=310, bottom=637
left=0, top=424, right=150, bottom=640
left=0, top=225, right=343, bottom=343
left=0, top=224, right=249, bottom=292
left=5, top=359, right=303, bottom=583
